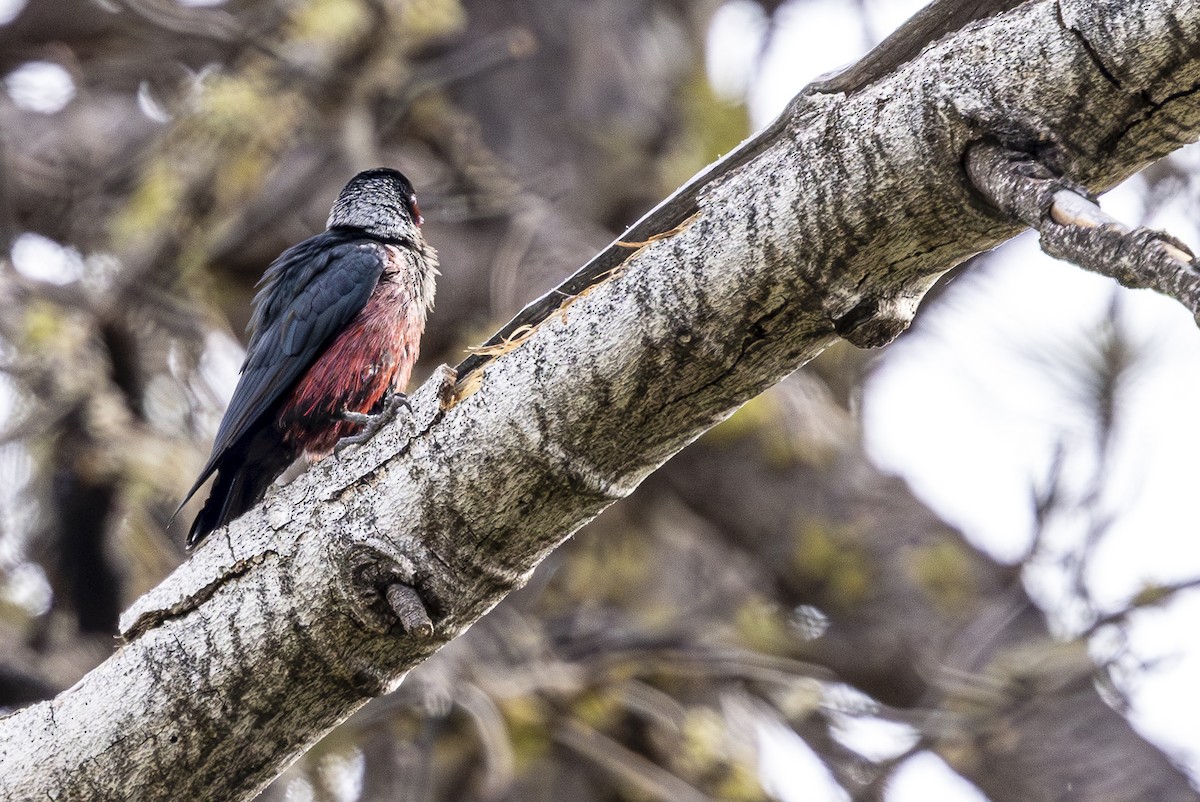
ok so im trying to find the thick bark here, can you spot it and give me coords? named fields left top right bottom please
left=1, top=1, right=1198, bottom=799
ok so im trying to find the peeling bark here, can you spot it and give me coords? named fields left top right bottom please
left=1, top=1, right=1199, bottom=799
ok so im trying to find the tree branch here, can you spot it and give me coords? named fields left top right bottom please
left=1, top=0, right=1198, bottom=799
left=967, top=141, right=1200, bottom=320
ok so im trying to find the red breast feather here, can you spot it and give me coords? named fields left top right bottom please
left=277, top=251, right=426, bottom=458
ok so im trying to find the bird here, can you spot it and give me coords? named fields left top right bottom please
left=179, top=168, right=438, bottom=548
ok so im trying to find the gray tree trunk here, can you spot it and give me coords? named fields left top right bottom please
left=1, top=1, right=1197, bottom=799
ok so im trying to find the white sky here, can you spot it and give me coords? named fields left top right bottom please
left=4, top=61, right=74, bottom=114
left=0, top=0, right=23, bottom=26
left=711, top=0, right=1200, bottom=797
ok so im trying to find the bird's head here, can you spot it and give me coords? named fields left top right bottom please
left=327, top=168, right=424, bottom=243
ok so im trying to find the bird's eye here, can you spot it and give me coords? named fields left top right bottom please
left=407, top=194, right=424, bottom=227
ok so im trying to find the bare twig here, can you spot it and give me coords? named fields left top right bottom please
left=553, top=718, right=709, bottom=802
left=966, top=142, right=1200, bottom=323
left=1084, top=576, right=1200, bottom=636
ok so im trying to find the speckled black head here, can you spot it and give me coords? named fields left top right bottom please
left=327, top=168, right=423, bottom=242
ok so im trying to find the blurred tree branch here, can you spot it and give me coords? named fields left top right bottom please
left=657, top=371, right=1199, bottom=801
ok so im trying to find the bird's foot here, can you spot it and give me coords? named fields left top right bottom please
left=335, top=392, right=413, bottom=455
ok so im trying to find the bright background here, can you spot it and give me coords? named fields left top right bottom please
left=709, top=0, right=1200, bottom=798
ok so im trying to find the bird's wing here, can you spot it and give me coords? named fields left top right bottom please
left=180, top=234, right=386, bottom=504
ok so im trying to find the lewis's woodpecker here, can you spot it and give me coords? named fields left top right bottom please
left=180, top=168, right=438, bottom=548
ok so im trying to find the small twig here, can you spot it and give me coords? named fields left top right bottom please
left=588, top=645, right=835, bottom=686
left=1046, top=189, right=1195, bottom=261
left=1083, top=576, right=1200, bottom=637
left=454, top=683, right=517, bottom=796
left=854, top=739, right=930, bottom=801
left=1048, top=190, right=1196, bottom=264
left=385, top=584, right=433, bottom=638
left=553, top=718, right=709, bottom=802
left=379, top=27, right=538, bottom=134
left=108, top=0, right=241, bottom=43
left=966, top=142, right=1200, bottom=323
left=1024, top=440, right=1067, bottom=564
left=108, top=0, right=297, bottom=66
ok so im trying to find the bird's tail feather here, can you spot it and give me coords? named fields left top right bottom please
left=187, top=430, right=292, bottom=548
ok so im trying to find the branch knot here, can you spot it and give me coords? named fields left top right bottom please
left=336, top=542, right=437, bottom=638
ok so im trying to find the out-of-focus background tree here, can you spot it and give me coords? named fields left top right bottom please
left=2, top=0, right=1199, bottom=799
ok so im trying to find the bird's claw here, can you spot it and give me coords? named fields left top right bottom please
left=335, top=392, right=413, bottom=455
